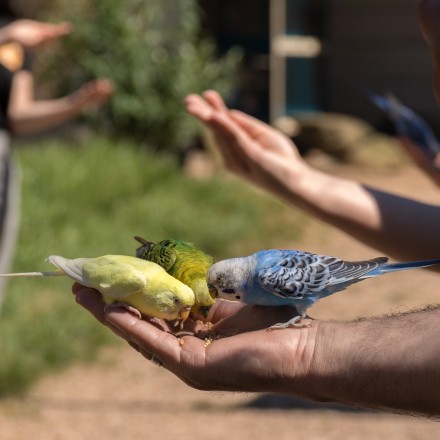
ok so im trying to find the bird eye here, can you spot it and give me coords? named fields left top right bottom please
left=173, top=296, right=180, bottom=304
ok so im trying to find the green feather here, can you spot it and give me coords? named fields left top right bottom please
left=135, top=237, right=215, bottom=318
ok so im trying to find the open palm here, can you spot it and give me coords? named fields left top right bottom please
left=73, top=284, right=314, bottom=392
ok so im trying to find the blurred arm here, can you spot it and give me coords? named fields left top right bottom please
left=0, top=20, right=72, bottom=48
left=186, top=92, right=440, bottom=263
left=7, top=72, right=112, bottom=135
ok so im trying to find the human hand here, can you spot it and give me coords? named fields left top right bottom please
left=73, top=283, right=316, bottom=393
left=2, top=20, right=72, bottom=49
left=185, top=91, right=310, bottom=198
left=73, top=283, right=440, bottom=415
left=71, top=78, right=113, bottom=109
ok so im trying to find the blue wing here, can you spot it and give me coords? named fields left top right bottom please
left=257, top=251, right=388, bottom=299
left=365, top=89, right=440, bottom=159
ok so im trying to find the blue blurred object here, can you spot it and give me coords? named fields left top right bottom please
left=365, top=88, right=440, bottom=160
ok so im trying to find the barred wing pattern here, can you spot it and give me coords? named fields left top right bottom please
left=257, top=251, right=389, bottom=299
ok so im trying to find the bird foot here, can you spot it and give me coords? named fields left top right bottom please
left=105, top=302, right=142, bottom=319
left=173, top=319, right=186, bottom=331
left=267, top=315, right=310, bottom=331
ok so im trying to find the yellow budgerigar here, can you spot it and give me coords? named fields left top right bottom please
left=0, top=255, right=195, bottom=325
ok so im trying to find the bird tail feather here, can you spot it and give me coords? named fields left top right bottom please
left=0, top=255, right=90, bottom=282
left=46, top=255, right=89, bottom=285
left=366, top=258, right=440, bottom=277
left=0, top=271, right=64, bottom=277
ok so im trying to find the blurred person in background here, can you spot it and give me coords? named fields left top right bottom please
left=0, top=1, right=112, bottom=310
left=0, top=1, right=112, bottom=136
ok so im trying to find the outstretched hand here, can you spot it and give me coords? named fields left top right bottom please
left=70, top=78, right=114, bottom=108
left=72, top=283, right=316, bottom=393
left=185, top=91, right=310, bottom=198
left=3, top=20, right=72, bottom=49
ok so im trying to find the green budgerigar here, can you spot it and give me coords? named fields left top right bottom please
left=0, top=255, right=194, bottom=325
left=135, top=236, right=215, bottom=319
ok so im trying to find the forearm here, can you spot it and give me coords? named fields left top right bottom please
left=282, top=163, right=440, bottom=261
left=306, top=307, right=440, bottom=416
left=8, top=95, right=85, bottom=135
left=8, top=71, right=94, bottom=135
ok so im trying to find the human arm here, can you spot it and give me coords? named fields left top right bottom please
left=73, top=284, right=440, bottom=417
left=7, top=73, right=113, bottom=135
left=0, top=20, right=72, bottom=48
left=185, top=91, right=440, bottom=262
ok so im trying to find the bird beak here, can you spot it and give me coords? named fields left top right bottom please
left=179, top=306, right=191, bottom=322
left=198, top=305, right=212, bottom=318
left=207, top=283, right=218, bottom=298
left=134, top=236, right=153, bottom=257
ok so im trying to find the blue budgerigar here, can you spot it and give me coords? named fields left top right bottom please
left=207, top=250, right=440, bottom=329
left=366, top=89, right=440, bottom=160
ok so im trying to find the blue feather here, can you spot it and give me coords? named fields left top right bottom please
left=363, top=87, right=440, bottom=160
left=207, top=250, right=440, bottom=329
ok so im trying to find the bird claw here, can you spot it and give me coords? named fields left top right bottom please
left=174, top=319, right=186, bottom=331
left=267, top=314, right=310, bottom=331
left=105, top=302, right=142, bottom=319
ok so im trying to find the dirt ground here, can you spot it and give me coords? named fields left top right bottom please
left=1, top=162, right=440, bottom=439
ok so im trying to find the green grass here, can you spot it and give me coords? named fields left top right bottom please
left=0, top=135, right=304, bottom=396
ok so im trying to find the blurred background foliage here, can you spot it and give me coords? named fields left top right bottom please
left=33, top=0, right=242, bottom=153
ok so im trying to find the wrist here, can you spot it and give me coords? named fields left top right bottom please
left=283, top=160, right=331, bottom=212
left=67, top=91, right=89, bottom=112
left=305, top=320, right=358, bottom=404
left=308, top=319, right=399, bottom=407
left=267, top=321, right=322, bottom=397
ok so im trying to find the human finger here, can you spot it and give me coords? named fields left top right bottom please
left=203, top=90, right=229, bottom=113
left=206, top=300, right=247, bottom=323
left=105, top=308, right=205, bottom=370
left=229, top=110, right=273, bottom=139
left=185, top=94, right=215, bottom=121
left=72, top=284, right=132, bottom=340
left=46, top=21, right=72, bottom=39
left=209, top=110, right=260, bottom=167
left=186, top=93, right=259, bottom=174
